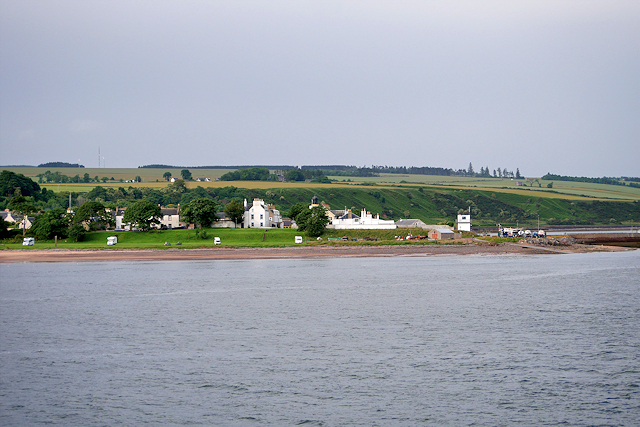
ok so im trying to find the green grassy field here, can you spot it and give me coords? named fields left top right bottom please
left=0, top=227, right=441, bottom=250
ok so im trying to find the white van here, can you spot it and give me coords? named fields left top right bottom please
left=294, top=236, right=303, bottom=244
left=22, top=237, right=35, bottom=246
left=214, top=237, right=221, bottom=245
left=107, top=236, right=118, bottom=245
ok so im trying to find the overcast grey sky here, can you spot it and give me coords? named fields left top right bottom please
left=1, top=1, right=638, bottom=177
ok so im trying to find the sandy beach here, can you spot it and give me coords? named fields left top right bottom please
left=1, top=242, right=629, bottom=263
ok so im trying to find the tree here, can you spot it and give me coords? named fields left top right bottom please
left=516, top=168, right=522, bottom=179
left=135, top=175, right=142, bottom=183
left=123, top=200, right=162, bottom=230
left=285, top=169, right=305, bottom=182
left=296, top=206, right=329, bottom=237
left=0, top=170, right=41, bottom=197
left=0, top=217, right=12, bottom=239
left=163, top=172, right=172, bottom=181
left=288, top=203, right=308, bottom=221
left=467, top=163, right=475, bottom=176
left=68, top=222, right=86, bottom=242
left=224, top=200, right=245, bottom=227
left=181, top=198, right=219, bottom=228
left=181, top=169, right=192, bottom=181
left=30, top=208, right=70, bottom=240
left=167, top=179, right=187, bottom=193
left=73, top=201, right=114, bottom=230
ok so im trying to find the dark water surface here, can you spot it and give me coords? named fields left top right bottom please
left=1, top=251, right=639, bottom=426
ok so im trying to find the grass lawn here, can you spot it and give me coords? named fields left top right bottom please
left=1, top=227, right=456, bottom=250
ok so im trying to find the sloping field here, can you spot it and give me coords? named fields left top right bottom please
left=2, top=167, right=237, bottom=182
left=4, top=166, right=638, bottom=202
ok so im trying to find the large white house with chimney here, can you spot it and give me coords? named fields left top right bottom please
left=242, top=198, right=283, bottom=228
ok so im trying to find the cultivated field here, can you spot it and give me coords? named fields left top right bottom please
left=3, top=166, right=639, bottom=201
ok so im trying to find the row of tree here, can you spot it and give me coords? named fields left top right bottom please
left=36, top=170, right=141, bottom=184
left=541, top=173, right=639, bottom=186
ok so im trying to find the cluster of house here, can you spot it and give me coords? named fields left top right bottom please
left=3, top=196, right=473, bottom=240
left=1, top=210, right=35, bottom=230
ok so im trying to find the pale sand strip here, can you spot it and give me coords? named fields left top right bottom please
left=0, top=244, right=560, bottom=263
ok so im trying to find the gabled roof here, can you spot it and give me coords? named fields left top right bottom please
left=433, top=228, right=454, bottom=233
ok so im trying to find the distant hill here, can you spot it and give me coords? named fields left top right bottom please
left=38, top=162, right=84, bottom=168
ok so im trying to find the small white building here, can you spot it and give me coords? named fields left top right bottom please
left=243, top=198, right=283, bottom=228
left=457, top=214, right=471, bottom=232
left=331, top=208, right=397, bottom=230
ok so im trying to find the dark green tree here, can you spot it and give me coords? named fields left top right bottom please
left=68, top=222, right=86, bottom=242
left=73, top=201, right=114, bottom=230
left=0, top=170, right=41, bottom=197
left=123, top=200, right=162, bottom=230
left=30, top=208, right=70, bottom=240
left=0, top=217, right=12, bottom=239
left=296, top=206, right=329, bottom=237
left=224, top=199, right=245, bottom=227
left=181, top=198, right=219, bottom=228
left=180, top=169, right=192, bottom=181
left=163, top=171, right=172, bottom=181
left=285, top=169, right=305, bottom=182
left=287, top=203, right=308, bottom=221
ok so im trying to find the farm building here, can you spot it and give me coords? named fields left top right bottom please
left=429, top=228, right=455, bottom=240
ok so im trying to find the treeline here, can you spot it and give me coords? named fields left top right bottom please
left=301, top=165, right=457, bottom=176
left=141, top=164, right=518, bottom=178
left=140, top=164, right=297, bottom=170
left=38, top=162, right=84, bottom=168
left=220, top=168, right=275, bottom=181
left=298, top=165, right=518, bottom=178
left=35, top=170, right=135, bottom=184
left=542, top=173, right=640, bottom=187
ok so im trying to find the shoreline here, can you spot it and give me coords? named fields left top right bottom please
left=0, top=242, right=631, bottom=263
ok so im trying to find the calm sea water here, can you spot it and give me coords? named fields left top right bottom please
left=1, top=251, right=639, bottom=426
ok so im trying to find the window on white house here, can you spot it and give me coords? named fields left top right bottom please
left=260, top=214, right=263, bottom=219
left=251, top=214, right=254, bottom=219
left=260, top=222, right=263, bottom=227
left=168, top=216, right=172, bottom=221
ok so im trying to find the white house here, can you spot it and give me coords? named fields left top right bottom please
left=457, top=214, right=471, bottom=231
left=331, top=207, right=397, bottom=230
left=1, top=209, right=34, bottom=230
left=157, top=207, right=186, bottom=229
left=243, top=198, right=283, bottom=228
